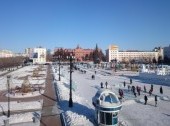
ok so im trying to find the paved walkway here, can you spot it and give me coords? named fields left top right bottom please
left=40, top=65, right=62, bottom=126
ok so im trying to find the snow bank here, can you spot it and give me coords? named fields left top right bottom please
left=0, top=112, right=40, bottom=125
left=5, top=90, right=44, bottom=98
left=52, top=67, right=94, bottom=126
left=0, top=101, right=42, bottom=112
left=0, top=65, right=47, bottom=91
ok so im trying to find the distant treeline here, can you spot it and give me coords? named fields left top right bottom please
left=0, top=56, right=25, bottom=70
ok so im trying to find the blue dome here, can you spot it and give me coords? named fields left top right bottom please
left=92, top=89, right=121, bottom=109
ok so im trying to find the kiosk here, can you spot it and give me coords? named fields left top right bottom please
left=92, top=89, right=122, bottom=126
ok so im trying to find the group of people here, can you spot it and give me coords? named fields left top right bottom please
left=100, top=77, right=164, bottom=107
left=100, top=81, right=108, bottom=89
left=144, top=94, right=158, bottom=107
left=144, top=85, right=163, bottom=107
left=124, top=79, right=164, bottom=107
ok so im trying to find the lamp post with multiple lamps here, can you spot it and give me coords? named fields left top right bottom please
left=7, top=75, right=11, bottom=117
left=67, top=53, right=75, bottom=107
left=56, top=55, right=62, bottom=81
left=115, top=58, right=117, bottom=72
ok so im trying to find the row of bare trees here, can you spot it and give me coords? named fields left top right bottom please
left=0, top=56, right=25, bottom=70
left=53, top=48, right=72, bottom=61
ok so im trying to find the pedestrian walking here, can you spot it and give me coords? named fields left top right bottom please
left=155, top=95, right=158, bottom=107
left=123, top=81, right=126, bottom=87
left=92, top=75, right=95, bottom=80
left=101, top=82, right=104, bottom=88
left=151, top=84, right=153, bottom=91
left=137, top=86, right=141, bottom=96
left=134, top=91, right=137, bottom=97
left=119, top=89, right=124, bottom=99
left=136, top=86, right=139, bottom=95
left=144, top=95, right=148, bottom=105
left=149, top=89, right=152, bottom=96
left=144, top=85, right=146, bottom=92
left=105, top=81, right=108, bottom=89
left=130, top=78, right=132, bottom=84
left=132, top=86, right=135, bottom=93
left=128, top=85, right=131, bottom=91
left=160, top=86, right=163, bottom=94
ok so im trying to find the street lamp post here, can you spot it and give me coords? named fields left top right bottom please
left=58, top=56, right=61, bottom=81
left=7, top=75, right=11, bottom=117
left=115, top=58, right=117, bottom=72
left=59, top=58, right=61, bottom=81
left=56, top=55, right=61, bottom=81
left=67, top=53, right=74, bottom=107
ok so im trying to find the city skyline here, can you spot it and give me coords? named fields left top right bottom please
left=0, top=0, right=170, bottom=53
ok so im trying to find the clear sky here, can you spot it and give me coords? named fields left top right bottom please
left=0, top=0, right=170, bottom=53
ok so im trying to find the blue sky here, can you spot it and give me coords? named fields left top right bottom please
left=0, top=0, right=170, bottom=53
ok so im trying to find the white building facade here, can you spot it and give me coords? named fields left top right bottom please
left=32, top=47, right=46, bottom=64
left=106, top=45, right=163, bottom=63
left=25, top=47, right=47, bottom=64
left=0, top=50, right=14, bottom=58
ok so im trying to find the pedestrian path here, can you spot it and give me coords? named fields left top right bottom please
left=40, top=65, right=62, bottom=126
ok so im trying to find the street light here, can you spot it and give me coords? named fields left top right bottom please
left=7, top=75, right=11, bottom=117
left=56, top=55, right=62, bottom=81
left=67, top=53, right=75, bottom=107
left=115, top=58, right=117, bottom=72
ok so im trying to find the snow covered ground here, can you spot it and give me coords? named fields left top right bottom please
left=0, top=65, right=46, bottom=125
left=0, top=65, right=46, bottom=91
left=53, top=65, right=170, bottom=126
left=0, top=64, right=170, bottom=126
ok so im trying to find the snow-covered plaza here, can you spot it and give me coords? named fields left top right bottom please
left=0, top=64, right=170, bottom=126
left=54, top=64, right=170, bottom=126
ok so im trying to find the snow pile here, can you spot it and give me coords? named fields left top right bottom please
left=9, top=112, right=33, bottom=124
left=0, top=101, right=42, bottom=112
left=55, top=81, right=94, bottom=126
left=0, top=77, right=8, bottom=90
left=53, top=67, right=94, bottom=126
left=0, top=65, right=47, bottom=91
left=0, top=112, right=40, bottom=125
left=7, top=90, right=44, bottom=98
left=160, top=96, right=169, bottom=101
left=0, top=70, right=8, bottom=75
left=65, top=111, right=93, bottom=126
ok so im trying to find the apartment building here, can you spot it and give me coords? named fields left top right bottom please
left=25, top=47, right=47, bottom=64
left=106, top=45, right=163, bottom=62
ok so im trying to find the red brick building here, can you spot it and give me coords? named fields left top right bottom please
left=54, top=45, right=94, bottom=61
left=73, top=45, right=93, bottom=61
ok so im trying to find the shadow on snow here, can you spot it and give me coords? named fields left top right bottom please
left=59, top=100, right=95, bottom=125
